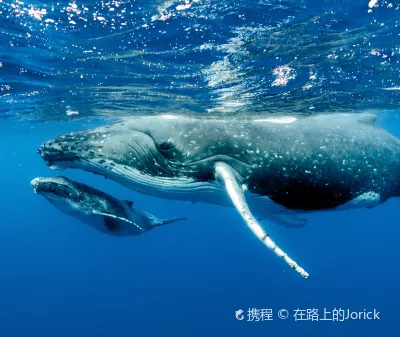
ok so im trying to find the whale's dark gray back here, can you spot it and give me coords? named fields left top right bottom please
left=241, top=115, right=400, bottom=210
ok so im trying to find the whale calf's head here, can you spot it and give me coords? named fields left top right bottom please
left=32, top=175, right=123, bottom=214
left=31, top=176, right=78, bottom=199
left=31, top=175, right=127, bottom=218
left=31, top=176, right=91, bottom=213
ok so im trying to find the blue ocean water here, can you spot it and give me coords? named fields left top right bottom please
left=1, top=0, right=400, bottom=336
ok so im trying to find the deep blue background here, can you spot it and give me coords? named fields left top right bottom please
left=0, top=114, right=399, bottom=337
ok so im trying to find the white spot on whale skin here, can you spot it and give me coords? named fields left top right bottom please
left=383, top=87, right=400, bottom=91
left=336, top=191, right=381, bottom=210
left=161, top=114, right=179, bottom=120
left=253, top=117, right=297, bottom=124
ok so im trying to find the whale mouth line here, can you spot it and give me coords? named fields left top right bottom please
left=40, top=152, right=81, bottom=169
left=31, top=177, right=84, bottom=210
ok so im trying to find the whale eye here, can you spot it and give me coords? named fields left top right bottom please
left=159, top=141, right=175, bottom=152
left=158, top=140, right=182, bottom=161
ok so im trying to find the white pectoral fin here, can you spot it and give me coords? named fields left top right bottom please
left=214, top=161, right=309, bottom=279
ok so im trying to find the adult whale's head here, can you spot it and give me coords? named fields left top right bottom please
left=37, top=114, right=255, bottom=200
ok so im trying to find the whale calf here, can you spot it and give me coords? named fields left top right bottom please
left=31, top=176, right=187, bottom=236
left=38, top=113, right=400, bottom=278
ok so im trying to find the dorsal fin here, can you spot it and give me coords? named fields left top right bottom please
left=319, top=113, right=377, bottom=125
left=355, top=113, right=377, bottom=125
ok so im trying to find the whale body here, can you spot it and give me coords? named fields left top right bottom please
left=31, top=176, right=187, bottom=236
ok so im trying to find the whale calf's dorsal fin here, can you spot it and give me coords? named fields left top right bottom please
left=91, top=210, right=144, bottom=233
left=124, top=200, right=134, bottom=207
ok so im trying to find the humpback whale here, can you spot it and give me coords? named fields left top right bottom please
left=31, top=176, right=187, bottom=236
left=37, top=113, right=400, bottom=278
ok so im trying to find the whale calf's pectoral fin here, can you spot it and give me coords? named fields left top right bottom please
left=92, top=210, right=142, bottom=233
left=214, top=161, right=309, bottom=279
left=151, top=217, right=188, bottom=228
left=92, top=210, right=133, bottom=224
left=269, top=214, right=308, bottom=229
left=104, top=217, right=119, bottom=231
